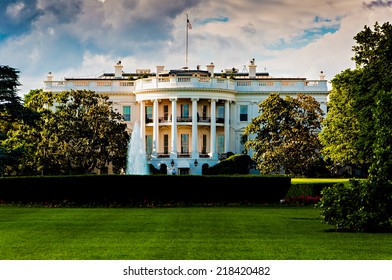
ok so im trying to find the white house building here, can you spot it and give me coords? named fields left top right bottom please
left=43, top=59, right=329, bottom=175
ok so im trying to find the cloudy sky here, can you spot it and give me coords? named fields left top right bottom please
left=1, top=0, right=391, bottom=97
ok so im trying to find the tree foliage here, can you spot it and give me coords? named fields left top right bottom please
left=318, top=22, right=392, bottom=231
left=352, top=22, right=392, bottom=165
left=3, top=89, right=129, bottom=175
left=244, top=93, right=323, bottom=176
left=320, top=22, right=392, bottom=174
left=318, top=69, right=362, bottom=168
left=0, top=65, right=23, bottom=125
left=0, top=65, right=39, bottom=175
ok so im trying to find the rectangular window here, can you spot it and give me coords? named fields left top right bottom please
left=146, top=106, right=153, bottom=123
left=217, top=105, right=224, bottom=123
left=202, top=135, right=207, bottom=154
left=146, top=135, right=153, bottom=154
left=239, top=105, right=248, bottom=122
left=181, top=104, right=189, bottom=118
left=240, top=134, right=248, bottom=154
left=163, top=105, right=169, bottom=121
left=202, top=105, right=207, bottom=119
left=217, top=135, right=224, bottom=153
left=163, top=134, right=169, bottom=154
left=123, top=106, right=131, bottom=121
left=181, top=134, right=189, bottom=154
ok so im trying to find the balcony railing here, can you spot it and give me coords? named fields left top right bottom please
left=158, top=117, right=171, bottom=123
left=177, top=116, right=192, bottom=122
left=150, top=152, right=213, bottom=159
left=157, top=153, right=170, bottom=158
left=198, top=117, right=210, bottom=123
left=44, top=77, right=328, bottom=93
left=147, top=116, right=223, bottom=124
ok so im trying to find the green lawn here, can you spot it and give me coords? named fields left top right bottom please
left=291, top=178, right=350, bottom=184
left=0, top=206, right=390, bottom=260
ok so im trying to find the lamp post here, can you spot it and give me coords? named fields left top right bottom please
left=171, top=159, right=176, bottom=175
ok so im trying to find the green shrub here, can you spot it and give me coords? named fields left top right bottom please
left=317, top=179, right=392, bottom=232
left=285, top=183, right=332, bottom=197
left=0, top=174, right=290, bottom=206
left=204, top=154, right=255, bottom=175
left=282, top=183, right=330, bottom=206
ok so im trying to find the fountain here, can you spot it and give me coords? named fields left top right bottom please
left=125, top=122, right=149, bottom=175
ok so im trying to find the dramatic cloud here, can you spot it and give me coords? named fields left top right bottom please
left=0, top=0, right=42, bottom=39
left=0, top=0, right=390, bottom=95
left=363, top=0, right=392, bottom=9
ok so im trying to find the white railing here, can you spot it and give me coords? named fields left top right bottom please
left=178, top=77, right=191, bottom=83
left=96, top=81, right=112, bottom=87
left=43, top=77, right=328, bottom=93
left=119, top=81, right=135, bottom=86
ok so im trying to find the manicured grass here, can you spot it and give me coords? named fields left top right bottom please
left=0, top=206, right=390, bottom=260
left=291, top=178, right=350, bottom=184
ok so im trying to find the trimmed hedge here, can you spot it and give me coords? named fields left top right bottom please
left=285, top=183, right=335, bottom=198
left=0, top=174, right=290, bottom=206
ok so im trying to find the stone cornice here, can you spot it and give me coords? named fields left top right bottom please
left=133, top=87, right=237, bottom=95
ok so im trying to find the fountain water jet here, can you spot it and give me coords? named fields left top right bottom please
left=125, top=122, right=149, bottom=175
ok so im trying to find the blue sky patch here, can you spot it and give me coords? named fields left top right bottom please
left=266, top=23, right=340, bottom=50
left=198, top=16, right=229, bottom=25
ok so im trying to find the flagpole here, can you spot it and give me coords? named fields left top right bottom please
left=186, top=14, right=189, bottom=69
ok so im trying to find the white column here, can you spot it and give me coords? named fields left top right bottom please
left=192, top=98, right=199, bottom=158
left=224, top=100, right=230, bottom=153
left=152, top=99, right=159, bottom=157
left=170, top=98, right=177, bottom=157
left=139, top=101, right=146, bottom=151
left=210, top=99, right=217, bottom=159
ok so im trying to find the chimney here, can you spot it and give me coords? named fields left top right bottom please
left=319, top=71, right=325, bottom=80
left=206, top=62, right=215, bottom=77
left=114, top=61, right=123, bottom=78
left=248, top=58, right=256, bottom=78
left=46, top=72, right=53, bottom=81
left=156, top=66, right=165, bottom=76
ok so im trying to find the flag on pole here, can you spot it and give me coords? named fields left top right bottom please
left=187, top=18, right=192, bottom=29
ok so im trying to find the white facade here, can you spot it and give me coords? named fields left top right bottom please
left=43, top=60, right=329, bottom=175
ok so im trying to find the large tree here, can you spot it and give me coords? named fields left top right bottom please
left=244, top=93, right=323, bottom=176
left=0, top=65, right=23, bottom=126
left=318, top=22, right=392, bottom=231
left=352, top=22, right=392, bottom=165
left=4, top=89, right=129, bottom=175
left=320, top=22, right=392, bottom=178
left=0, top=65, right=38, bottom=175
left=318, top=69, right=363, bottom=170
